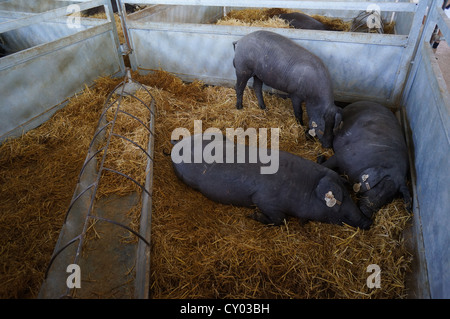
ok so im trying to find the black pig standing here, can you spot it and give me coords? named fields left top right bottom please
left=233, top=30, right=342, bottom=148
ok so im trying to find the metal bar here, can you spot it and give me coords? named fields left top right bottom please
left=92, top=83, right=128, bottom=135
left=111, top=133, right=154, bottom=160
left=437, top=4, right=450, bottom=43
left=390, top=0, right=430, bottom=105
left=117, top=90, right=156, bottom=117
left=401, top=0, right=442, bottom=103
left=89, top=215, right=151, bottom=246
left=134, top=95, right=155, bottom=299
left=44, top=235, right=81, bottom=279
left=422, top=0, right=441, bottom=49
left=77, top=148, right=106, bottom=182
left=100, top=92, right=122, bottom=118
left=88, top=122, right=112, bottom=149
left=106, top=0, right=127, bottom=73
left=0, top=22, right=115, bottom=71
left=127, top=20, right=409, bottom=46
left=115, top=0, right=134, bottom=54
left=117, top=109, right=152, bottom=133
left=123, top=0, right=417, bottom=12
left=0, top=0, right=106, bottom=33
left=63, top=183, right=97, bottom=223
left=102, top=167, right=152, bottom=197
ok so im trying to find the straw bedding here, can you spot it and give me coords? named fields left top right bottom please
left=134, top=71, right=412, bottom=299
left=0, top=77, right=119, bottom=298
left=0, top=70, right=412, bottom=299
left=217, top=8, right=395, bottom=34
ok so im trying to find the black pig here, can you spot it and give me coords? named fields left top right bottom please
left=233, top=30, right=342, bottom=148
left=320, top=101, right=411, bottom=218
left=171, top=133, right=372, bottom=229
left=279, top=12, right=329, bottom=30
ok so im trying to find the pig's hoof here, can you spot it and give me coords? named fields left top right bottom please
left=236, top=104, right=243, bottom=110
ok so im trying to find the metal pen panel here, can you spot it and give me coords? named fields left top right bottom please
left=402, top=45, right=450, bottom=298
left=129, top=22, right=407, bottom=104
left=400, top=0, right=450, bottom=299
left=123, top=0, right=418, bottom=12
left=0, top=0, right=125, bottom=143
left=0, top=26, right=123, bottom=142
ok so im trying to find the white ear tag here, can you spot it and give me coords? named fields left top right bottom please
left=326, top=197, right=337, bottom=207
left=361, top=174, right=370, bottom=190
left=309, top=121, right=319, bottom=137
left=324, top=191, right=337, bottom=208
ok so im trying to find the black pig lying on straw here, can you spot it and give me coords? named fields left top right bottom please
left=319, top=101, right=412, bottom=218
left=171, top=133, right=372, bottom=229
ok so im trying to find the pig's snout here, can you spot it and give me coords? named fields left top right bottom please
left=359, top=216, right=373, bottom=230
left=341, top=197, right=373, bottom=230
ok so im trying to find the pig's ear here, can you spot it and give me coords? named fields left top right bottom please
left=333, top=108, right=343, bottom=134
left=315, top=176, right=343, bottom=208
left=354, top=167, right=386, bottom=193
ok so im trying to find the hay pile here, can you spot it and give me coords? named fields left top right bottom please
left=217, top=8, right=395, bottom=34
left=0, top=70, right=412, bottom=299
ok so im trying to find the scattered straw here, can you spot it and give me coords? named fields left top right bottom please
left=0, top=76, right=121, bottom=298
left=134, top=70, right=412, bottom=298
left=96, top=90, right=152, bottom=199
left=0, top=70, right=411, bottom=299
left=217, top=8, right=292, bottom=29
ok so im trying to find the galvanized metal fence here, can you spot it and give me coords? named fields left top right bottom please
left=0, top=0, right=125, bottom=143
